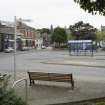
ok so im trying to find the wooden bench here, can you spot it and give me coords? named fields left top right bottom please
left=27, top=72, right=74, bottom=89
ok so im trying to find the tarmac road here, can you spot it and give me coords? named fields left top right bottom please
left=0, top=50, right=105, bottom=82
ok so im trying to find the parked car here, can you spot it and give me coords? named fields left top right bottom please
left=46, top=46, right=52, bottom=50
left=41, top=45, right=46, bottom=49
left=4, top=47, right=14, bottom=53
left=21, top=47, right=29, bottom=51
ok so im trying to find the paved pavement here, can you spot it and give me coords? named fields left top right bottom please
left=12, top=50, right=105, bottom=105
left=14, top=75, right=105, bottom=105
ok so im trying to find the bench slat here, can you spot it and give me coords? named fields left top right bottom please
left=31, top=77, right=49, bottom=80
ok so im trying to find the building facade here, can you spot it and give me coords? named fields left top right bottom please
left=35, top=31, right=43, bottom=49
left=0, top=26, right=23, bottom=51
left=0, top=20, right=36, bottom=51
left=17, top=20, right=35, bottom=50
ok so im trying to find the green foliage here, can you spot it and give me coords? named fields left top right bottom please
left=76, top=102, right=105, bottom=105
left=74, top=0, right=105, bottom=15
left=93, top=102, right=105, bottom=105
left=51, top=27, right=67, bottom=46
left=0, top=74, right=10, bottom=92
left=67, top=33, right=75, bottom=40
left=0, top=73, right=27, bottom=105
left=69, top=21, right=97, bottom=40
left=0, top=90, right=26, bottom=105
left=37, top=28, right=51, bottom=34
left=96, top=31, right=105, bottom=42
left=86, top=102, right=105, bottom=105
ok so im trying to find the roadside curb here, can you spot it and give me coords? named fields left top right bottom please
left=49, top=97, right=105, bottom=105
left=41, top=62, right=105, bottom=68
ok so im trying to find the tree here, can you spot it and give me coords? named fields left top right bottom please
left=51, top=27, right=67, bottom=47
left=96, top=31, right=105, bottom=47
left=69, top=21, right=97, bottom=40
left=74, top=0, right=105, bottom=15
left=67, top=33, right=75, bottom=40
left=37, top=28, right=51, bottom=34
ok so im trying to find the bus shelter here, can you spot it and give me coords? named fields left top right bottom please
left=68, top=40, right=94, bottom=56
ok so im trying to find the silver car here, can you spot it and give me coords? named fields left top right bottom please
left=4, top=47, right=14, bottom=53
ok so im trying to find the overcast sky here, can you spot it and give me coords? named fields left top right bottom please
left=0, top=0, right=105, bottom=29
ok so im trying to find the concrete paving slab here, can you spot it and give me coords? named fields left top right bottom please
left=14, top=77, right=105, bottom=105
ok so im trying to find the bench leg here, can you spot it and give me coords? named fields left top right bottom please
left=30, top=80, right=35, bottom=86
left=32, top=80, right=35, bottom=84
left=71, top=80, right=74, bottom=90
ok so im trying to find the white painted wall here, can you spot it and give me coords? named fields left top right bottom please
left=35, top=38, right=43, bottom=49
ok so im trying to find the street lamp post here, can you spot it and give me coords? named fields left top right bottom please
left=14, top=16, right=17, bottom=81
left=13, top=16, right=32, bottom=81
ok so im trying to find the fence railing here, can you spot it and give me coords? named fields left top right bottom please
left=12, top=78, right=28, bottom=104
